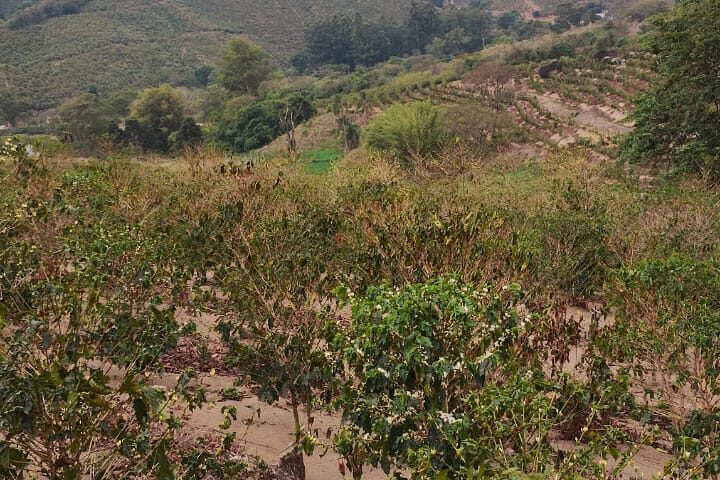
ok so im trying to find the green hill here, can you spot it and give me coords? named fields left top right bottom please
left=0, top=0, right=412, bottom=108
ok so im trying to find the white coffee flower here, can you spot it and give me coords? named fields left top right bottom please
left=439, top=412, right=459, bottom=424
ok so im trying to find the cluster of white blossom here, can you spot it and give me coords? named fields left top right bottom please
left=439, top=411, right=460, bottom=425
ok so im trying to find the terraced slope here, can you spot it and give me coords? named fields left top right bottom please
left=0, top=0, right=411, bottom=107
left=255, top=46, right=649, bottom=172
left=406, top=52, right=649, bottom=158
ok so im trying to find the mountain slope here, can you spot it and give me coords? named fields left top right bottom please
left=0, top=0, right=412, bottom=107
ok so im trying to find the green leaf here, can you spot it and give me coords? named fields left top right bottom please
left=0, top=445, right=28, bottom=474
left=63, top=466, right=79, bottom=480
left=153, top=443, right=175, bottom=480
left=133, top=397, right=148, bottom=426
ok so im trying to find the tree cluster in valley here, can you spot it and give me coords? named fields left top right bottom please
left=57, top=85, right=202, bottom=153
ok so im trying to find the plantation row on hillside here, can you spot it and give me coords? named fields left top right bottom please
left=1, top=137, right=719, bottom=478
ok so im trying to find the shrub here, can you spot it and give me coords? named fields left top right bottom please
left=548, top=41, right=575, bottom=59
left=625, top=0, right=670, bottom=22
left=173, top=117, right=203, bottom=151
left=620, top=0, right=720, bottom=180
left=523, top=182, right=611, bottom=300
left=57, top=93, right=112, bottom=151
left=329, top=277, right=532, bottom=477
left=129, top=84, right=186, bottom=153
left=0, top=168, right=206, bottom=478
left=603, top=256, right=720, bottom=476
left=214, top=91, right=315, bottom=154
left=1, top=136, right=36, bottom=184
left=329, top=277, right=636, bottom=478
left=363, top=101, right=447, bottom=163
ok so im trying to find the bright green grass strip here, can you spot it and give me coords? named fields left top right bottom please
left=302, top=148, right=344, bottom=174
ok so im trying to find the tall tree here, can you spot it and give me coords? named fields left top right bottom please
left=441, top=6, right=492, bottom=50
left=305, top=14, right=409, bottom=70
left=621, top=0, right=720, bottom=178
left=305, top=15, right=355, bottom=68
left=218, top=38, right=273, bottom=95
left=407, top=0, right=440, bottom=52
left=57, top=93, right=111, bottom=149
left=130, top=84, right=185, bottom=152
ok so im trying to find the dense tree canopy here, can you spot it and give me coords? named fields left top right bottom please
left=407, top=0, right=441, bottom=51
left=57, top=93, right=111, bottom=149
left=218, top=38, right=273, bottom=95
left=129, top=84, right=185, bottom=152
left=621, top=0, right=720, bottom=178
left=7, top=0, right=90, bottom=28
left=214, top=91, right=315, bottom=154
left=173, top=117, right=203, bottom=150
left=300, top=1, right=557, bottom=72
left=305, top=14, right=407, bottom=70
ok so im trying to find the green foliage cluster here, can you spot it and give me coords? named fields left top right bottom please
left=329, top=277, right=640, bottom=479
left=363, top=101, right=447, bottom=163
left=508, top=27, right=618, bottom=65
left=57, top=84, right=203, bottom=153
left=0, top=162, right=220, bottom=478
left=303, top=14, right=408, bottom=71
left=2, top=142, right=720, bottom=477
left=6, top=0, right=89, bottom=28
left=217, top=38, right=273, bottom=95
left=302, top=1, right=544, bottom=71
left=57, top=93, right=113, bottom=150
left=125, top=84, right=186, bottom=152
left=621, top=0, right=720, bottom=180
left=549, top=2, right=607, bottom=33
left=0, top=0, right=31, bottom=19
left=600, top=255, right=720, bottom=476
left=0, top=64, right=29, bottom=126
left=173, top=117, right=204, bottom=151
left=330, top=278, right=531, bottom=477
left=214, top=91, right=315, bottom=153
left=624, top=0, right=670, bottom=21
left=0, top=135, right=41, bottom=185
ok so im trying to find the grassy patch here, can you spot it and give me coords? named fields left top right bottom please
left=301, top=148, right=344, bottom=174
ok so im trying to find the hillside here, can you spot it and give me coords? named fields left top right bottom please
left=0, top=0, right=660, bottom=111
left=0, top=0, right=412, bottom=108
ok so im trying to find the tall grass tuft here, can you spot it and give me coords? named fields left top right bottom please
left=363, top=101, right=447, bottom=165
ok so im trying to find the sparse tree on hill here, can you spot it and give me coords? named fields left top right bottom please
left=218, top=38, right=273, bottom=96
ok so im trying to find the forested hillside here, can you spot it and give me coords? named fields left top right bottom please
left=0, top=0, right=412, bottom=107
